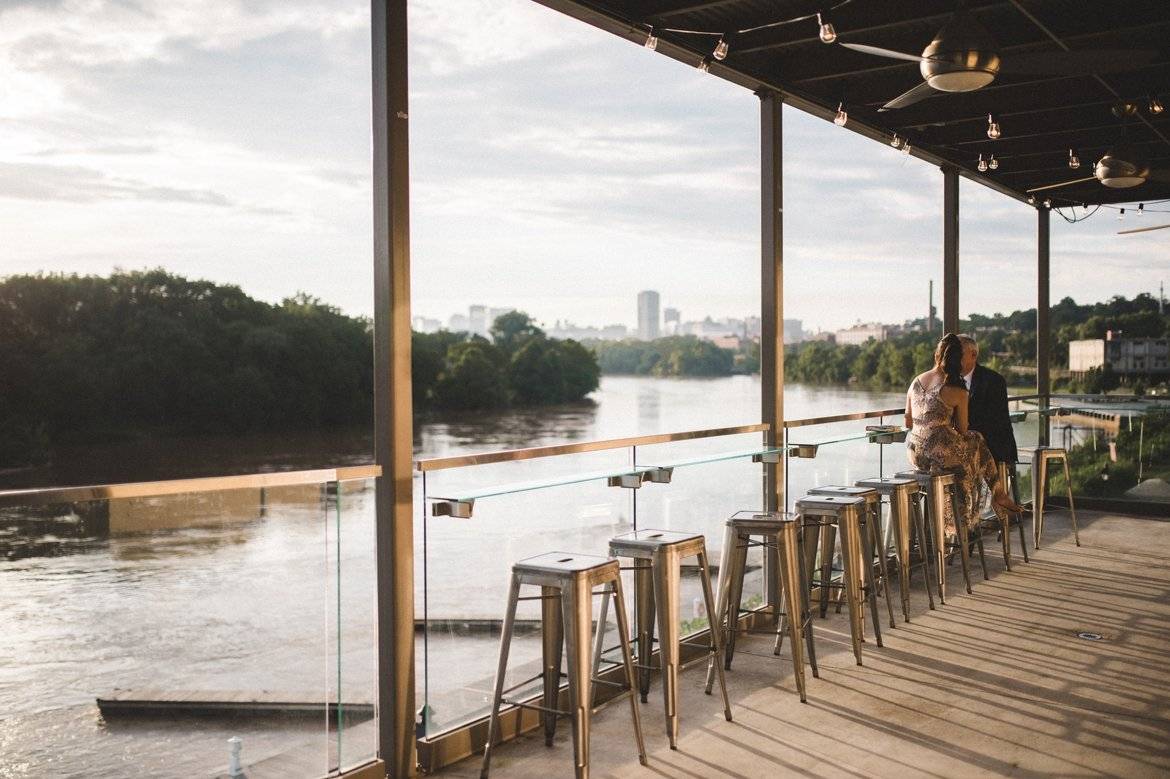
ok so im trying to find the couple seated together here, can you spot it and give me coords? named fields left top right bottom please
left=905, top=332, right=1027, bottom=537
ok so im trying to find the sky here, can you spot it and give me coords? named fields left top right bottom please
left=1, top=0, right=1165, bottom=334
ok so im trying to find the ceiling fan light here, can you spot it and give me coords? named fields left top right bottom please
left=1095, top=146, right=1150, bottom=188
left=817, top=14, right=837, bottom=44
left=926, top=68, right=996, bottom=92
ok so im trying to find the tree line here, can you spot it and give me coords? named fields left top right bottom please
left=0, top=272, right=599, bottom=469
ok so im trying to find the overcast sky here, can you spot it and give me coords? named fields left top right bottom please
left=1, top=0, right=1165, bottom=333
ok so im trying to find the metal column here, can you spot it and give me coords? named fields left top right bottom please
left=372, top=1, right=416, bottom=775
left=942, top=168, right=959, bottom=335
left=760, top=91, right=784, bottom=515
left=1037, top=206, right=1051, bottom=445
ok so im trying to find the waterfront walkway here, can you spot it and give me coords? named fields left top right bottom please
left=446, top=509, right=1170, bottom=778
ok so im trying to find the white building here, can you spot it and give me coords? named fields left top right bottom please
left=1069, top=334, right=1170, bottom=375
left=637, top=290, right=660, bottom=340
left=834, top=323, right=890, bottom=346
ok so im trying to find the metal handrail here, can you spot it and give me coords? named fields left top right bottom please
left=0, top=465, right=381, bottom=509
left=414, top=423, right=770, bottom=472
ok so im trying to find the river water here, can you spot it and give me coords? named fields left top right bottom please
left=1, top=377, right=912, bottom=777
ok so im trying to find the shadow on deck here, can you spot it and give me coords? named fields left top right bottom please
left=441, top=509, right=1170, bottom=778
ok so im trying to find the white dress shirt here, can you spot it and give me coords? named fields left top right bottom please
left=963, top=369, right=974, bottom=392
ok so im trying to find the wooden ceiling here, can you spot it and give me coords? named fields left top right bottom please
left=537, top=0, right=1170, bottom=206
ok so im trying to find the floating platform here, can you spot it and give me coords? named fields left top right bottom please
left=96, top=689, right=375, bottom=718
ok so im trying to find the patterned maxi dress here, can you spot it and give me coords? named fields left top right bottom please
left=905, top=377, right=1003, bottom=535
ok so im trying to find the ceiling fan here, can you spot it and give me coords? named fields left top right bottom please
left=1027, top=142, right=1170, bottom=194
left=838, top=7, right=1158, bottom=110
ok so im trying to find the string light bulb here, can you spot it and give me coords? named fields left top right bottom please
left=1138, top=203, right=1144, bottom=216
left=834, top=102, right=847, bottom=126
left=977, top=154, right=988, bottom=172
left=902, top=141, right=911, bottom=155
left=986, top=113, right=1001, bottom=140
left=817, top=13, right=837, bottom=44
left=1151, top=96, right=1164, bottom=115
left=1027, top=194, right=1036, bottom=205
left=713, top=38, right=729, bottom=61
left=1043, top=198, right=1052, bottom=209
left=644, top=28, right=658, bottom=50
left=1119, top=208, right=1126, bottom=220
left=890, top=133, right=901, bottom=148
left=697, top=57, right=710, bottom=73
left=1068, top=148, right=1080, bottom=169
left=989, top=154, right=999, bottom=170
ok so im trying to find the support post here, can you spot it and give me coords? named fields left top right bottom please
left=760, top=90, right=784, bottom=515
left=372, top=1, right=416, bottom=775
left=942, top=168, right=959, bottom=334
left=1037, top=206, right=1051, bottom=446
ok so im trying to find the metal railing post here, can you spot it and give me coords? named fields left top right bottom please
left=372, top=0, right=416, bottom=774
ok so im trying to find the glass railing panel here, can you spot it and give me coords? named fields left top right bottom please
left=333, top=476, right=379, bottom=772
left=635, top=433, right=770, bottom=636
left=784, top=417, right=890, bottom=511
left=1041, top=396, right=1170, bottom=509
left=418, top=449, right=633, bottom=738
left=0, top=477, right=366, bottom=778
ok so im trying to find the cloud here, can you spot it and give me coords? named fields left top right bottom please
left=0, top=161, right=232, bottom=206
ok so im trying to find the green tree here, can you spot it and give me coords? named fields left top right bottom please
left=491, top=311, right=544, bottom=357
left=433, top=340, right=508, bottom=409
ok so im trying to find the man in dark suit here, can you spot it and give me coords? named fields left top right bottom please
left=959, top=335, right=1017, bottom=465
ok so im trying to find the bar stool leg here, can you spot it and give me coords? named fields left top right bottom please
left=838, top=512, right=865, bottom=665
left=910, top=496, right=937, bottom=610
left=795, top=524, right=819, bottom=678
left=972, top=510, right=989, bottom=580
left=561, top=578, right=594, bottom=779
left=609, top=575, right=648, bottom=767
left=922, top=487, right=947, bottom=604
left=857, top=511, right=885, bottom=647
left=633, top=558, right=655, bottom=702
left=1009, top=466, right=1030, bottom=563
left=481, top=573, right=522, bottom=779
left=779, top=522, right=809, bottom=701
left=651, top=547, right=682, bottom=749
left=889, top=493, right=911, bottom=622
left=706, top=526, right=738, bottom=691
left=722, top=529, right=748, bottom=670
left=948, top=485, right=974, bottom=595
left=870, top=505, right=896, bottom=629
left=1062, top=456, right=1081, bottom=546
left=1033, top=457, right=1047, bottom=550
left=697, top=549, right=733, bottom=721
left=541, top=585, right=564, bottom=746
left=767, top=541, right=784, bottom=656
left=818, top=523, right=834, bottom=618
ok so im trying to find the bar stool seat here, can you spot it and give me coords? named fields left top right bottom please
left=855, top=476, right=937, bottom=620
left=705, top=510, right=815, bottom=702
left=807, top=486, right=896, bottom=629
left=895, top=469, right=986, bottom=602
left=481, top=552, right=647, bottom=779
left=595, top=529, right=731, bottom=749
left=1021, top=446, right=1081, bottom=549
left=795, top=494, right=879, bottom=665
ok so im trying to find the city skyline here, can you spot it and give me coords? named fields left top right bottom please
left=1, top=0, right=1165, bottom=334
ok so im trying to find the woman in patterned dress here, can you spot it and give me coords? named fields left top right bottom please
left=904, top=333, right=1024, bottom=535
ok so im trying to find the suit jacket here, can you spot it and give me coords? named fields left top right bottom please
left=967, top=364, right=1018, bottom=464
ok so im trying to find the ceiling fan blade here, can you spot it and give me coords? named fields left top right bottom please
left=839, top=42, right=928, bottom=64
left=1118, top=223, right=1170, bottom=235
left=1026, top=176, right=1097, bottom=193
left=879, top=80, right=939, bottom=111
left=1000, top=49, right=1160, bottom=76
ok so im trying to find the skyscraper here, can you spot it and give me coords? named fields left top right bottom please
left=637, top=290, right=660, bottom=340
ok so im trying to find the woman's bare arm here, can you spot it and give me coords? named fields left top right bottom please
left=943, top=386, right=969, bottom=433
left=904, top=388, right=914, bottom=429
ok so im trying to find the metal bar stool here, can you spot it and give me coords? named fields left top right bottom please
left=703, top=510, right=815, bottom=702
left=481, top=552, right=647, bottom=779
left=795, top=494, right=879, bottom=665
left=993, top=461, right=1030, bottom=569
left=855, top=477, right=937, bottom=620
left=591, top=529, right=732, bottom=749
left=1023, top=446, right=1081, bottom=549
left=807, top=486, right=896, bottom=630
left=895, top=469, right=985, bottom=603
